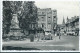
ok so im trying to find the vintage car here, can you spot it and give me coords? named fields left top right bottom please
left=67, top=32, right=75, bottom=36
left=45, top=32, right=52, bottom=40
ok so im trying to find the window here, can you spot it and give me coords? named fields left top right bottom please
left=53, top=16, right=56, bottom=18
left=48, top=23, right=51, bottom=24
left=47, top=11, right=52, bottom=14
left=42, top=23, right=45, bottom=28
left=48, top=24, right=51, bottom=29
left=42, top=24, right=44, bottom=28
left=48, top=17, right=50, bottom=18
left=53, top=10, right=56, bottom=15
left=42, top=17, right=44, bottom=21
left=42, top=17, right=44, bottom=18
left=42, top=12, right=44, bottom=14
left=53, top=19, right=56, bottom=22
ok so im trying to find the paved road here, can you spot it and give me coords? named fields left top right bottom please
left=2, top=35, right=79, bottom=50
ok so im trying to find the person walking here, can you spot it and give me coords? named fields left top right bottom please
left=59, top=32, right=61, bottom=39
left=58, top=27, right=61, bottom=39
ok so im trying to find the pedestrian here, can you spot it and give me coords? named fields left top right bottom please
left=59, top=34, right=60, bottom=39
left=37, top=31, right=40, bottom=41
left=58, top=28, right=61, bottom=39
left=59, top=32, right=61, bottom=39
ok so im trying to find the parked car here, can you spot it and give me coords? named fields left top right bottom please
left=67, top=32, right=75, bottom=36
left=45, top=32, right=52, bottom=40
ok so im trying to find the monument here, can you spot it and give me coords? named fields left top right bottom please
left=9, top=14, right=22, bottom=36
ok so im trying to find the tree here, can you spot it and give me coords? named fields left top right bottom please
left=18, top=1, right=38, bottom=33
left=11, top=1, right=22, bottom=14
left=3, top=1, right=13, bottom=34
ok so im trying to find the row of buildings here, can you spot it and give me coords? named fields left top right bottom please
left=59, top=16, right=79, bottom=36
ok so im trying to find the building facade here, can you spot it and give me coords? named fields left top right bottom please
left=65, top=16, right=79, bottom=36
left=59, top=16, right=79, bottom=36
left=37, top=8, right=57, bottom=34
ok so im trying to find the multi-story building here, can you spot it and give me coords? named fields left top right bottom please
left=37, top=8, right=57, bottom=34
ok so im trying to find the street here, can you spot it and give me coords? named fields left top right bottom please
left=2, top=35, right=79, bottom=50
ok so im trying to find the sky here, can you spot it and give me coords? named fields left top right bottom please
left=35, top=1, right=79, bottom=24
